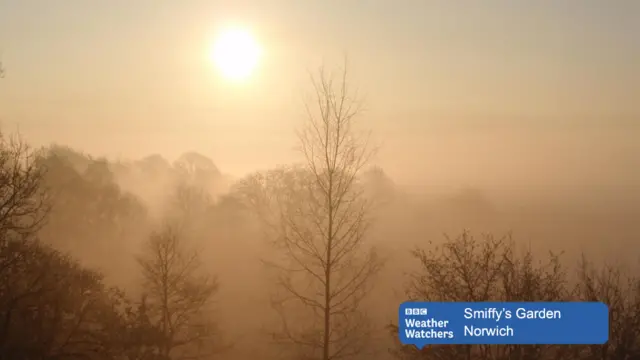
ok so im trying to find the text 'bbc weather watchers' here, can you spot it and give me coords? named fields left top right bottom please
left=398, top=302, right=608, bottom=348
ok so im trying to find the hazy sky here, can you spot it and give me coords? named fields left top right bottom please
left=0, top=0, right=638, bottom=191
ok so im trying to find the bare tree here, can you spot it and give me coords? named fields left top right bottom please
left=137, top=224, right=222, bottom=360
left=574, top=256, right=640, bottom=360
left=391, top=231, right=570, bottom=360
left=0, top=132, right=49, bottom=241
left=240, top=62, right=383, bottom=360
left=0, top=132, right=50, bottom=311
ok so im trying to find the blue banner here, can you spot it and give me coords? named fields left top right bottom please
left=399, top=302, right=608, bottom=347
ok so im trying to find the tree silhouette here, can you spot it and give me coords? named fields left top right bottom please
left=574, top=256, right=640, bottom=359
left=389, top=231, right=640, bottom=360
left=0, top=133, right=49, bottom=240
left=37, top=149, right=147, bottom=283
left=240, top=62, right=383, bottom=360
left=0, top=239, right=131, bottom=359
left=136, top=223, right=223, bottom=360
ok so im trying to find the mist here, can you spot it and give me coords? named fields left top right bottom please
left=0, top=124, right=634, bottom=359
left=1, top=1, right=639, bottom=359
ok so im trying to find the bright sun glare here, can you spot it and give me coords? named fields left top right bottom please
left=211, top=27, right=261, bottom=82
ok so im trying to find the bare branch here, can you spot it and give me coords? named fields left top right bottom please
left=136, top=222, right=224, bottom=359
left=239, top=60, right=383, bottom=360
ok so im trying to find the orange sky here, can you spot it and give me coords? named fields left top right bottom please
left=0, top=0, right=638, bottom=191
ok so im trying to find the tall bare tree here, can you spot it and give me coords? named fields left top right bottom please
left=137, top=224, right=222, bottom=360
left=240, top=62, right=383, bottom=360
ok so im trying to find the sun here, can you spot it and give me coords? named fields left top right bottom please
left=211, top=27, right=261, bottom=82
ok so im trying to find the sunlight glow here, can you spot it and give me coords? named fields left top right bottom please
left=211, top=27, right=261, bottom=83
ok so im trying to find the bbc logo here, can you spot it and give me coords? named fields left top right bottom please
left=405, top=308, right=428, bottom=316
